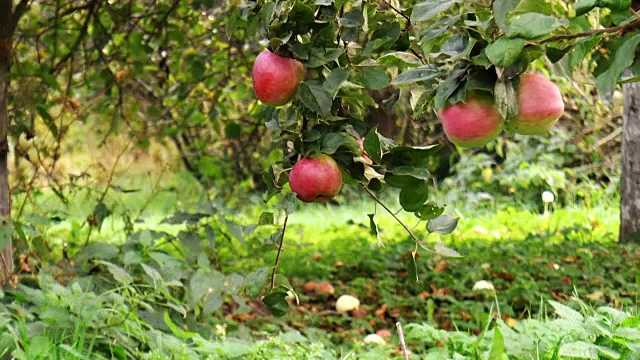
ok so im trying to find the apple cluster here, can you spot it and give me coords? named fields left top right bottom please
left=439, top=73, right=565, bottom=148
left=252, top=49, right=565, bottom=204
left=252, top=50, right=343, bottom=203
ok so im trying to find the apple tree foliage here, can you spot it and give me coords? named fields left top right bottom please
left=234, top=0, right=639, bottom=311
left=3, top=0, right=639, bottom=311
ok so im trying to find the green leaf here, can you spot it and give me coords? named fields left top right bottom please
left=178, top=230, right=202, bottom=264
left=509, top=0, right=553, bottom=17
left=141, top=263, right=163, bottom=285
left=434, top=243, right=462, bottom=258
left=494, top=78, right=519, bottom=123
left=297, top=82, right=333, bottom=115
left=163, top=312, right=199, bottom=340
left=200, top=293, right=223, bottom=316
left=363, top=128, right=382, bottom=163
left=258, top=212, right=274, bottom=225
left=75, top=242, right=119, bottom=262
left=189, top=269, right=224, bottom=308
left=90, top=202, right=111, bottom=231
left=285, top=1, right=314, bottom=35
left=493, top=0, right=520, bottom=32
left=426, top=214, right=459, bottom=235
left=507, top=13, right=568, bottom=39
left=485, top=37, right=525, bottom=67
left=224, top=122, right=242, bottom=139
left=399, top=181, right=429, bottom=212
left=391, top=66, right=440, bottom=85
left=357, top=67, right=390, bottom=89
left=41, top=72, right=61, bottom=92
left=598, top=0, right=632, bottom=10
left=262, top=291, right=290, bottom=317
left=367, top=214, right=384, bottom=247
left=323, top=67, right=350, bottom=98
left=225, top=220, right=245, bottom=245
left=575, top=0, right=598, bottom=15
left=614, top=327, right=640, bottom=340
left=434, top=68, right=466, bottom=109
left=596, top=34, right=640, bottom=97
left=307, top=48, right=344, bottom=68
left=411, top=0, right=459, bottom=23
left=558, top=342, right=598, bottom=359
left=488, top=327, right=506, bottom=360
left=95, top=260, right=133, bottom=285
left=404, top=251, right=420, bottom=283
left=321, top=133, right=358, bottom=154
left=35, top=104, right=59, bottom=138
left=414, top=202, right=445, bottom=221
left=548, top=300, right=584, bottom=321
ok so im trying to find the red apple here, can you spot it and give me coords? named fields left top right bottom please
left=289, top=154, right=342, bottom=203
left=511, top=73, right=564, bottom=135
left=439, top=93, right=504, bottom=148
left=252, top=50, right=305, bottom=106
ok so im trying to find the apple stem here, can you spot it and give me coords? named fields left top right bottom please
left=270, top=214, right=289, bottom=292
left=362, top=184, right=426, bottom=252
left=396, top=321, right=410, bottom=360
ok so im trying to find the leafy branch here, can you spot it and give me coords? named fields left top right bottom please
left=529, top=16, right=640, bottom=46
left=361, top=184, right=423, bottom=249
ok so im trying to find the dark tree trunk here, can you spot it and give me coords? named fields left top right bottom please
left=0, top=0, right=14, bottom=284
left=620, top=78, right=640, bottom=243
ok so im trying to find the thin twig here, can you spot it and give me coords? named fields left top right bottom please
left=270, top=214, right=289, bottom=291
left=83, top=138, right=134, bottom=246
left=381, top=0, right=410, bottom=23
left=361, top=185, right=423, bottom=246
left=528, top=17, right=640, bottom=46
left=396, top=321, right=410, bottom=360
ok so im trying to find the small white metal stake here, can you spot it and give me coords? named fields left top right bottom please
left=396, top=321, right=410, bottom=360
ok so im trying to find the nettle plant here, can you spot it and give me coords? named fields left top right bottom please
left=235, top=0, right=639, bottom=312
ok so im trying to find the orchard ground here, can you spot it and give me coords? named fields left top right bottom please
left=4, top=155, right=638, bottom=358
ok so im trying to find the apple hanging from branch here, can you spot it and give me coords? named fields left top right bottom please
left=510, top=73, right=565, bottom=135
left=289, top=154, right=342, bottom=203
left=251, top=49, right=305, bottom=106
left=438, top=92, right=504, bottom=148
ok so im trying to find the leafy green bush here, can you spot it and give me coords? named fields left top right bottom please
left=405, top=301, right=640, bottom=359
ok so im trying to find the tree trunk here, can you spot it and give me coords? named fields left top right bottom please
left=0, top=0, right=14, bottom=284
left=620, top=78, right=640, bottom=243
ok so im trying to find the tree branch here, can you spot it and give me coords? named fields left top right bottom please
left=529, top=17, right=640, bottom=47
left=51, top=0, right=100, bottom=73
left=11, top=0, right=29, bottom=31
left=361, top=185, right=423, bottom=246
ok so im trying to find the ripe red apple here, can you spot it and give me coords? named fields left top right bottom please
left=252, top=50, right=305, bottom=106
left=511, top=73, right=564, bottom=135
left=289, top=154, right=342, bottom=203
left=438, top=93, right=504, bottom=148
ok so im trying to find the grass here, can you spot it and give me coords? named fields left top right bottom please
left=2, top=169, right=637, bottom=359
